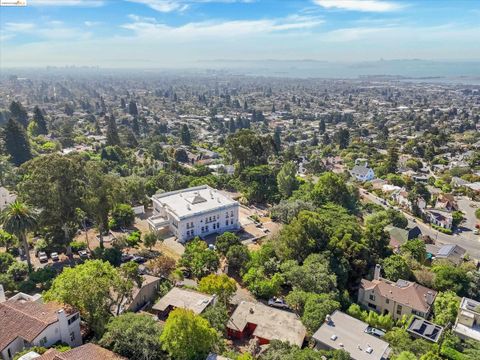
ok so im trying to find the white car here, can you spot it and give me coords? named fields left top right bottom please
left=51, top=252, right=59, bottom=261
left=38, top=251, right=48, bottom=263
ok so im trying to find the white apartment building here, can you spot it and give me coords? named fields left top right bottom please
left=148, top=185, right=240, bottom=243
left=0, top=187, right=16, bottom=211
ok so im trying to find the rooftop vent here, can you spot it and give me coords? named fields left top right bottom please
left=330, top=334, right=337, bottom=341
left=366, top=346, right=373, bottom=354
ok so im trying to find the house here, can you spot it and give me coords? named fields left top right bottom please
left=451, top=177, right=470, bottom=188
left=391, top=189, right=410, bottom=209
left=385, top=226, right=422, bottom=252
left=427, top=244, right=466, bottom=265
left=148, top=185, right=240, bottom=243
left=453, top=297, right=480, bottom=342
left=0, top=187, right=17, bottom=211
left=358, top=265, right=437, bottom=321
left=312, top=311, right=391, bottom=360
left=152, top=287, right=215, bottom=319
left=407, top=317, right=443, bottom=343
left=37, top=343, right=125, bottom=360
left=350, top=165, right=375, bottom=182
left=426, top=209, right=453, bottom=230
left=434, top=194, right=458, bottom=212
left=116, top=275, right=161, bottom=314
left=0, top=288, right=82, bottom=360
left=227, top=301, right=306, bottom=347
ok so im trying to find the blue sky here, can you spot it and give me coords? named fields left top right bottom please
left=1, top=0, right=479, bottom=67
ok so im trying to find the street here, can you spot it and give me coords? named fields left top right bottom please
left=360, top=189, right=480, bottom=260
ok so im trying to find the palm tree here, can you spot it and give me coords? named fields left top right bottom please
left=1, top=201, right=37, bottom=271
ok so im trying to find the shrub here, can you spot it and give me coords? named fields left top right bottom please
left=70, top=241, right=87, bottom=252
left=111, top=204, right=135, bottom=229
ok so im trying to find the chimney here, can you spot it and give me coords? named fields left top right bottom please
left=426, top=291, right=435, bottom=305
left=0, top=284, right=5, bottom=303
left=57, top=309, right=71, bottom=345
left=374, top=264, right=381, bottom=281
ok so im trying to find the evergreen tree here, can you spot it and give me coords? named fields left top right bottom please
left=128, top=101, right=138, bottom=116
left=386, top=144, right=399, bottom=174
left=2, top=119, right=32, bottom=166
left=319, top=118, right=326, bottom=134
left=32, top=106, right=48, bottom=135
left=335, top=128, right=350, bottom=149
left=120, top=98, right=126, bottom=109
left=272, top=103, right=276, bottom=113
left=9, top=101, right=28, bottom=128
left=106, top=115, right=121, bottom=146
left=273, top=126, right=281, bottom=153
left=132, top=117, right=140, bottom=135
left=243, top=99, right=248, bottom=111
left=180, top=124, right=191, bottom=146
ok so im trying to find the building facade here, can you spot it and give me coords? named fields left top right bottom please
left=148, top=185, right=240, bottom=243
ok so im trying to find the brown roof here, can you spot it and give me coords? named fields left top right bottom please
left=0, top=299, right=62, bottom=351
left=39, top=344, right=126, bottom=360
left=361, top=278, right=437, bottom=313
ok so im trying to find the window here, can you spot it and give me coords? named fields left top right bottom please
left=226, top=221, right=229, bottom=226
left=201, top=226, right=205, bottom=232
left=386, top=299, right=390, bottom=304
left=368, top=303, right=376, bottom=309
left=230, top=219, right=233, bottom=225
left=230, top=211, right=234, bottom=217
left=213, top=223, right=216, bottom=230
left=396, top=305, right=403, bottom=316
left=369, top=294, right=375, bottom=301
left=70, top=332, right=75, bottom=342
left=39, top=337, right=47, bottom=346
left=68, top=313, right=79, bottom=325
left=226, top=212, right=229, bottom=218
left=206, top=225, right=209, bottom=232
left=217, top=222, right=220, bottom=229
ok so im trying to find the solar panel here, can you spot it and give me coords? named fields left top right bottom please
left=424, top=324, right=435, bottom=336
left=411, top=319, right=423, bottom=331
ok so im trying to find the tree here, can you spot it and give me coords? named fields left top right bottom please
left=19, top=154, right=85, bottom=253
left=111, top=204, right=135, bottom=229
left=160, top=308, right=217, bottom=360
left=0, top=229, right=17, bottom=253
left=277, top=161, right=298, bottom=198
left=301, top=292, right=340, bottom=333
left=201, top=303, right=229, bottom=333
left=319, top=119, right=326, bottom=134
left=334, top=128, right=350, bottom=149
left=146, top=254, right=176, bottom=279
left=432, top=263, right=470, bottom=295
left=9, top=100, right=28, bottom=127
left=382, top=255, right=411, bottom=282
left=174, top=148, right=189, bottom=163
left=386, top=144, right=399, bottom=174
left=44, top=260, right=126, bottom=336
left=0, top=252, right=15, bottom=273
left=106, top=115, right=121, bottom=146
left=128, top=101, right=138, bottom=116
left=420, top=352, right=442, bottom=360
left=100, top=313, right=165, bottom=360
left=179, top=238, right=219, bottom=278
left=363, top=212, right=391, bottom=262
left=198, top=274, right=236, bottom=304
left=32, top=106, right=48, bottom=135
left=215, top=232, right=240, bottom=255
left=433, top=291, right=460, bottom=326
left=226, top=129, right=273, bottom=171
left=143, top=231, right=159, bottom=250
left=311, top=172, right=357, bottom=211
left=1, top=201, right=37, bottom=271
left=2, top=118, right=32, bottom=166
left=400, top=239, right=426, bottom=263
left=180, top=124, right=192, bottom=146
left=226, top=244, right=250, bottom=274
left=396, top=352, right=417, bottom=360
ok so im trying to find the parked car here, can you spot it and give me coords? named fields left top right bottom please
left=50, top=252, right=59, bottom=261
left=268, top=297, right=290, bottom=310
left=474, top=229, right=479, bottom=235
left=121, top=253, right=134, bottom=263
left=365, top=326, right=386, bottom=337
left=208, top=244, right=216, bottom=251
left=38, top=251, right=48, bottom=263
left=78, top=250, right=89, bottom=259
left=132, top=255, right=146, bottom=264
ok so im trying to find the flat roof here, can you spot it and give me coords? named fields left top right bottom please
left=152, top=185, right=238, bottom=220
left=312, top=311, right=390, bottom=360
left=407, top=317, right=443, bottom=342
left=227, top=301, right=306, bottom=347
left=152, top=287, right=214, bottom=315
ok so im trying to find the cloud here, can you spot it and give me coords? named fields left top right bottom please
left=125, top=0, right=255, bottom=13
left=4, top=22, right=35, bottom=32
left=314, top=0, right=403, bottom=12
left=84, top=21, right=102, bottom=27
left=121, top=15, right=323, bottom=38
left=29, top=0, right=105, bottom=6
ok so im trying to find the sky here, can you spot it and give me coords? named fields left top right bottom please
left=0, top=0, right=479, bottom=68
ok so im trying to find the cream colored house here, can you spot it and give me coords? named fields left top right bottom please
left=358, top=265, right=437, bottom=321
left=453, top=297, right=480, bottom=342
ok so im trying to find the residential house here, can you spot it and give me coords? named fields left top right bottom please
left=407, top=317, right=443, bottom=343
left=386, top=225, right=422, bottom=252
left=426, top=209, right=453, bottom=230
left=351, top=165, right=375, bottom=182
left=312, top=311, right=391, bottom=360
left=434, top=194, right=458, bottom=212
left=0, top=187, right=17, bottom=211
left=152, top=287, right=215, bottom=320
left=148, top=185, right=240, bottom=243
left=453, top=297, right=480, bottom=342
left=426, top=244, right=466, bottom=265
left=116, top=275, right=161, bottom=314
left=358, top=265, right=437, bottom=321
left=227, top=301, right=306, bottom=347
left=0, top=288, right=82, bottom=360
left=37, top=343, right=125, bottom=360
